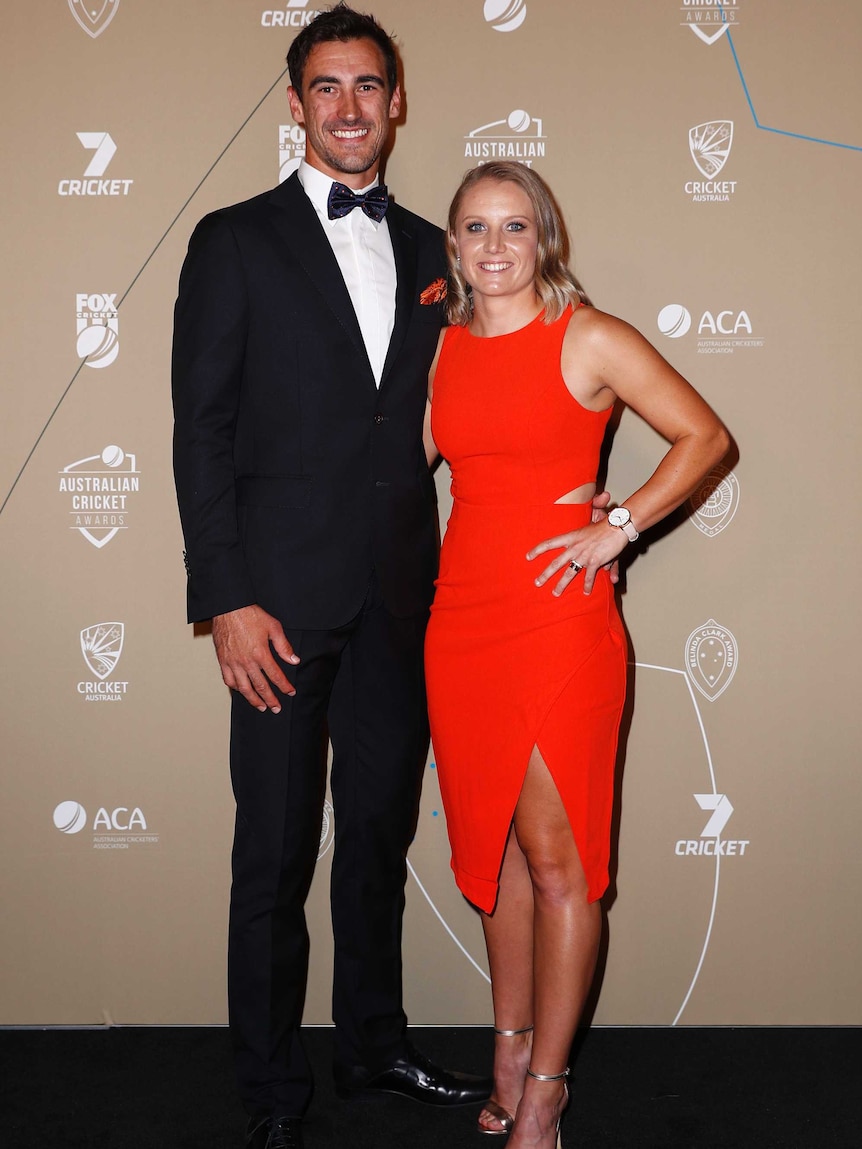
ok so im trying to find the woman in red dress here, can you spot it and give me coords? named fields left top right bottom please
left=423, top=162, right=729, bottom=1149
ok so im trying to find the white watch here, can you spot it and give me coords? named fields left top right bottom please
left=608, top=506, right=639, bottom=542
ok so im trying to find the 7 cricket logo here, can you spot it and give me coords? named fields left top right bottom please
left=675, top=793, right=749, bottom=857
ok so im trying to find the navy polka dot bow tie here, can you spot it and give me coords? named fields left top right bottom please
left=327, top=181, right=390, bottom=222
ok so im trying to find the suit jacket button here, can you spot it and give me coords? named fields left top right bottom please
left=373, top=412, right=385, bottom=425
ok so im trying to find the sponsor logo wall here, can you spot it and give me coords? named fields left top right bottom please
left=2, top=0, right=860, bottom=1027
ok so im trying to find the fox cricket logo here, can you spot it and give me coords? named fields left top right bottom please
left=687, top=466, right=740, bottom=538
left=679, top=0, right=741, bottom=45
left=262, top=0, right=322, bottom=27
left=657, top=303, right=763, bottom=354
left=58, top=133, right=133, bottom=197
left=675, top=793, right=750, bottom=857
left=464, top=109, right=546, bottom=168
left=483, top=0, right=527, bottom=33
left=68, top=0, right=120, bottom=39
left=52, top=801, right=158, bottom=849
left=76, top=292, right=119, bottom=368
left=59, top=445, right=140, bottom=549
left=279, top=125, right=306, bottom=183
left=685, top=121, right=737, bottom=203
left=79, top=622, right=128, bottom=702
left=685, top=619, right=738, bottom=702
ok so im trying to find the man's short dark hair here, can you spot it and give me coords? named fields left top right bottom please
left=286, top=3, right=398, bottom=98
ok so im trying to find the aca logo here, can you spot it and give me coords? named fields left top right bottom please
left=68, top=0, right=120, bottom=39
left=684, top=121, right=737, bottom=202
left=687, top=465, right=740, bottom=538
left=675, top=793, right=750, bottom=857
left=464, top=109, right=546, bottom=168
left=657, top=303, right=764, bottom=353
left=58, top=445, right=140, bottom=549
left=483, top=0, right=527, bottom=33
left=78, top=622, right=128, bottom=702
left=262, top=0, right=322, bottom=27
left=76, top=292, right=119, bottom=368
left=52, top=801, right=158, bottom=849
left=685, top=619, right=738, bottom=702
left=679, top=0, right=741, bottom=45
left=58, top=133, right=133, bottom=197
left=279, top=125, right=306, bottom=183
left=318, top=799, right=335, bottom=860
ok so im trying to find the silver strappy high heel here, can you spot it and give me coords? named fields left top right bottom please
left=478, top=1025, right=534, bottom=1136
left=525, top=1066, right=570, bottom=1149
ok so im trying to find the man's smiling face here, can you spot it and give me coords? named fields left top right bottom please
left=287, top=37, right=401, bottom=189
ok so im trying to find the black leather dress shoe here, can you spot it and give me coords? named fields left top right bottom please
left=245, top=1115, right=304, bottom=1148
left=335, top=1043, right=492, bottom=1107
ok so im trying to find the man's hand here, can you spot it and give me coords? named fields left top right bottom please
left=212, top=605, right=299, bottom=713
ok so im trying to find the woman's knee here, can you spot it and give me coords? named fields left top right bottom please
left=525, top=846, right=587, bottom=907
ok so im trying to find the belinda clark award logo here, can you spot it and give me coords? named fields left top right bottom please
left=68, top=0, right=120, bottom=38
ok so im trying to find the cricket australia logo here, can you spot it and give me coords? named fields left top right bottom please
left=687, top=466, right=740, bottom=537
left=68, top=0, right=120, bottom=38
left=464, top=109, right=546, bottom=168
left=685, top=619, right=738, bottom=701
left=689, top=121, right=733, bottom=177
left=81, top=622, right=124, bottom=680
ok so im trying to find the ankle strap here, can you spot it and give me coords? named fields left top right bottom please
left=527, top=1066, right=570, bottom=1082
left=494, top=1024, right=534, bottom=1037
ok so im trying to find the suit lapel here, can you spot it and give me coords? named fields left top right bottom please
left=379, top=202, right=418, bottom=391
left=265, top=174, right=373, bottom=377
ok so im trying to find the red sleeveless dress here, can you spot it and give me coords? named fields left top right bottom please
left=425, top=306, right=627, bottom=914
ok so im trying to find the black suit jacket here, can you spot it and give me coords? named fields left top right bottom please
left=172, top=173, right=445, bottom=628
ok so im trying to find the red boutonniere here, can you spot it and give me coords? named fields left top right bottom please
left=420, top=277, right=447, bottom=305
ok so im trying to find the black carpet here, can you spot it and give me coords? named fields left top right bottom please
left=1, top=1026, right=857, bottom=1147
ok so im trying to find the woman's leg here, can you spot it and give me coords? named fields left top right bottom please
left=477, top=826, right=535, bottom=1131
left=509, top=745, right=601, bottom=1148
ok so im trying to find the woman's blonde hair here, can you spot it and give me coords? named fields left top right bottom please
left=445, top=161, right=586, bottom=327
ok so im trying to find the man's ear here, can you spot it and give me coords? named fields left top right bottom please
left=388, top=83, right=402, bottom=121
left=287, top=86, right=305, bottom=125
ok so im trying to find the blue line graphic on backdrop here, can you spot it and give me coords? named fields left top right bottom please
left=719, top=7, right=862, bottom=153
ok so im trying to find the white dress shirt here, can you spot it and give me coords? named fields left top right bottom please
left=298, top=160, right=396, bottom=387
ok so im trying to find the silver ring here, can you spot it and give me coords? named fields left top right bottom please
left=568, top=561, right=583, bottom=573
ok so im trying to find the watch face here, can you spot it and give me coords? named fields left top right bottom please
left=609, top=508, right=631, bottom=527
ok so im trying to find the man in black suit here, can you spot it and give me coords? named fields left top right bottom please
left=172, top=6, right=489, bottom=1148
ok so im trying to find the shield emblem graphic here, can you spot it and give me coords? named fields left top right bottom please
left=689, top=121, right=733, bottom=178
left=685, top=619, right=738, bottom=702
left=687, top=466, right=740, bottom=538
left=80, top=622, right=124, bottom=680
left=68, top=0, right=120, bottom=39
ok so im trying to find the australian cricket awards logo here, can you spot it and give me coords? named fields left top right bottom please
left=675, top=792, right=749, bottom=857
left=687, top=466, right=740, bottom=538
left=262, top=0, right=322, bottom=27
left=279, top=124, right=306, bottom=182
left=685, top=619, right=738, bottom=701
left=483, top=0, right=527, bottom=33
left=679, top=0, right=740, bottom=45
left=78, top=622, right=128, bottom=702
left=59, top=445, right=140, bottom=549
left=464, top=108, right=546, bottom=168
left=685, top=121, right=737, bottom=202
left=58, top=134, right=133, bottom=197
left=68, top=0, right=120, bottom=38
left=76, top=293, right=119, bottom=367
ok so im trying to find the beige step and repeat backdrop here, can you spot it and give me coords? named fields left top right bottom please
left=2, top=1, right=860, bottom=1027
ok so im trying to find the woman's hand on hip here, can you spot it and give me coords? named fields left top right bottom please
left=526, top=521, right=628, bottom=597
